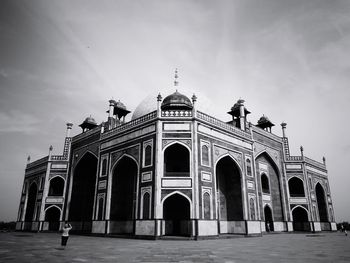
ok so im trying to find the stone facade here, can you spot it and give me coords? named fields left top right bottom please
left=16, top=91, right=337, bottom=238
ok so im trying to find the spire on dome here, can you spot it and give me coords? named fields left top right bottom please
left=174, top=68, right=179, bottom=87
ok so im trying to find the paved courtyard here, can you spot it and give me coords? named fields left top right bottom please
left=0, top=232, right=349, bottom=262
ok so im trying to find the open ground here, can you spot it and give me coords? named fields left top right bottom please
left=0, top=232, right=349, bottom=262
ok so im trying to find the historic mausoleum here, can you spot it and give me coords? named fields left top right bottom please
left=16, top=81, right=337, bottom=238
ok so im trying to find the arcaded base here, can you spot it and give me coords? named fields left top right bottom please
left=135, top=220, right=156, bottom=236
left=109, top=220, right=134, bottom=234
left=197, top=220, right=218, bottom=236
left=219, top=221, right=246, bottom=234
left=92, top=221, right=106, bottom=234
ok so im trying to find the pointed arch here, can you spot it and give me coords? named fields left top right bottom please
left=25, top=182, right=38, bottom=222
left=256, top=151, right=284, bottom=222
left=214, top=153, right=243, bottom=174
left=215, top=155, right=244, bottom=221
left=162, top=192, right=191, bottom=236
left=263, top=204, right=274, bottom=232
left=315, top=183, right=328, bottom=222
left=110, top=155, right=138, bottom=221
left=69, top=151, right=98, bottom=224
left=45, top=205, right=61, bottom=231
left=111, top=153, right=140, bottom=174
left=163, top=142, right=190, bottom=177
left=292, top=205, right=310, bottom=231
left=74, top=150, right=98, bottom=168
left=288, top=177, right=305, bottom=197
left=48, top=176, right=65, bottom=196
left=161, top=190, right=192, bottom=207
left=255, top=150, right=280, bottom=171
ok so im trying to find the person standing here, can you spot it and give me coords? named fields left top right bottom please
left=61, top=222, right=72, bottom=248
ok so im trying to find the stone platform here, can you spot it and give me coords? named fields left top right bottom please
left=0, top=232, right=349, bottom=262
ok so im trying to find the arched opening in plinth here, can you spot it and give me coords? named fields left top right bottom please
left=68, top=152, right=98, bottom=232
left=25, top=183, right=38, bottom=222
left=216, top=156, right=243, bottom=222
left=315, top=183, right=328, bottom=222
left=264, top=205, right=274, bottom=232
left=292, top=206, right=310, bottom=231
left=163, top=193, right=191, bottom=236
left=110, top=156, right=138, bottom=234
left=45, top=206, right=61, bottom=231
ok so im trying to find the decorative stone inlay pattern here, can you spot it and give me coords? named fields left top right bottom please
left=98, top=180, right=107, bottom=190
left=162, top=139, right=192, bottom=149
left=255, top=143, right=282, bottom=171
left=213, top=145, right=243, bottom=168
left=161, top=110, right=192, bottom=117
left=111, top=145, right=140, bottom=168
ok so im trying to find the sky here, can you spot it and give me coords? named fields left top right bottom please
left=1, top=0, right=350, bottom=222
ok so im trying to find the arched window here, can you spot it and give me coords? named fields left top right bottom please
left=144, top=145, right=152, bottom=166
left=201, top=145, right=209, bottom=166
left=101, top=159, right=107, bottom=176
left=48, top=177, right=64, bottom=196
left=250, top=198, right=255, bottom=220
left=261, top=173, right=270, bottom=194
left=316, top=183, right=328, bottom=222
left=288, top=177, right=305, bottom=197
left=164, top=144, right=190, bottom=177
left=246, top=158, right=252, bottom=176
left=203, top=192, right=211, bottom=219
left=142, top=192, right=150, bottom=219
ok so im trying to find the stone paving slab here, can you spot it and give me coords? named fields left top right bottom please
left=0, top=232, right=349, bottom=262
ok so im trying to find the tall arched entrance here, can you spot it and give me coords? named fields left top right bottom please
left=292, top=206, right=310, bottom=231
left=25, top=183, right=38, bottom=222
left=110, top=156, right=138, bottom=234
left=45, top=206, right=61, bottom=231
left=69, top=152, right=98, bottom=232
left=163, top=193, right=191, bottom=236
left=315, top=183, right=328, bottom=222
left=264, top=205, right=274, bottom=232
left=256, top=153, right=284, bottom=223
left=216, top=156, right=243, bottom=221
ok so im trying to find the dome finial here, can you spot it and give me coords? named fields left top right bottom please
left=174, top=68, right=179, bottom=87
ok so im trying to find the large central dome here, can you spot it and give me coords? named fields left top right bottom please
left=131, top=90, right=215, bottom=120
left=161, top=90, right=193, bottom=110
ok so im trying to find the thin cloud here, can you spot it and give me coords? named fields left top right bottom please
left=0, top=110, right=41, bottom=134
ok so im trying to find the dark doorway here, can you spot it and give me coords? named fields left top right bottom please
left=164, top=144, right=190, bottom=177
left=288, top=177, right=305, bottom=197
left=315, top=183, right=328, bottom=222
left=163, top=194, right=190, bottom=236
left=69, top=152, right=98, bottom=232
left=292, top=207, right=310, bottom=231
left=264, top=205, right=274, bottom=232
left=142, top=192, right=150, bottom=219
left=48, top=177, right=64, bottom=196
left=216, top=156, right=243, bottom=221
left=261, top=173, right=270, bottom=194
left=110, top=156, right=137, bottom=221
left=25, top=183, right=38, bottom=222
left=45, top=206, right=60, bottom=231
